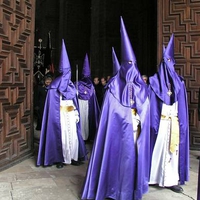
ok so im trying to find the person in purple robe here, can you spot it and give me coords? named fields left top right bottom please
left=37, top=39, right=87, bottom=168
left=148, top=34, right=189, bottom=193
left=76, top=54, right=100, bottom=142
left=81, top=17, right=150, bottom=200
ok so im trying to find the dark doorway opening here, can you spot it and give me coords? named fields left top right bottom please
left=33, top=0, right=158, bottom=149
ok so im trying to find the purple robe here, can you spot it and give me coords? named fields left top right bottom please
left=37, top=76, right=87, bottom=166
left=81, top=70, right=150, bottom=200
left=76, top=77, right=100, bottom=140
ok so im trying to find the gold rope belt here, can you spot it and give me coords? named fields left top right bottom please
left=161, top=115, right=179, bottom=153
left=60, top=105, right=74, bottom=112
left=132, top=108, right=137, bottom=116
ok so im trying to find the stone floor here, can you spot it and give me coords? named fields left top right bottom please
left=0, top=129, right=199, bottom=200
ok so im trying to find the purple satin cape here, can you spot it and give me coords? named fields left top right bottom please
left=149, top=60, right=181, bottom=105
left=149, top=75, right=189, bottom=184
left=77, top=78, right=96, bottom=100
left=76, top=77, right=100, bottom=140
left=81, top=79, right=150, bottom=200
left=37, top=76, right=87, bottom=166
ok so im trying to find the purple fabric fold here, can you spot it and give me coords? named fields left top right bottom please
left=81, top=91, right=150, bottom=200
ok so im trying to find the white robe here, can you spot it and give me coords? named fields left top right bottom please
left=60, top=96, right=79, bottom=164
left=149, top=102, right=179, bottom=187
left=131, top=110, right=140, bottom=145
left=78, top=99, right=89, bottom=140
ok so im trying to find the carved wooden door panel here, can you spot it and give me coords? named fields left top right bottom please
left=0, top=0, right=35, bottom=170
left=158, top=0, right=200, bottom=150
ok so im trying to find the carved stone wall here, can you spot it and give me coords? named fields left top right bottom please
left=0, top=0, right=35, bottom=170
left=158, top=0, right=200, bottom=150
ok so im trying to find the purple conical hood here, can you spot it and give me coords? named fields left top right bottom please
left=104, top=47, right=121, bottom=88
left=163, top=34, right=176, bottom=70
left=112, top=47, right=120, bottom=76
left=109, top=17, right=148, bottom=108
left=49, top=39, right=76, bottom=99
left=164, top=34, right=174, bottom=60
left=59, top=39, right=71, bottom=75
left=149, top=33, right=181, bottom=105
left=119, top=16, right=142, bottom=82
left=76, top=53, right=94, bottom=100
left=120, top=17, right=136, bottom=68
left=82, top=54, right=91, bottom=77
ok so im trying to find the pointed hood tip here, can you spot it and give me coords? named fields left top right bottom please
left=82, top=53, right=91, bottom=77
left=120, top=16, right=137, bottom=68
left=164, top=34, right=174, bottom=58
left=112, top=47, right=120, bottom=75
left=120, top=16, right=123, bottom=23
left=59, top=39, right=71, bottom=74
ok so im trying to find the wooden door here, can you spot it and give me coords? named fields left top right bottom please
left=157, top=0, right=200, bottom=150
left=0, top=0, right=35, bottom=170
